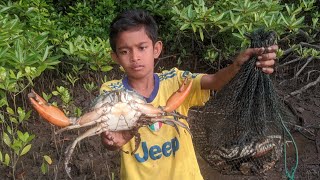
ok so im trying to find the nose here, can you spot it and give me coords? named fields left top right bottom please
left=130, top=49, right=140, bottom=62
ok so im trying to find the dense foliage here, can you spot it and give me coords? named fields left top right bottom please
left=0, top=0, right=319, bottom=178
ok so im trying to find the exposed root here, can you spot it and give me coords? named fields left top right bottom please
left=278, top=57, right=301, bottom=68
left=285, top=74, right=320, bottom=99
left=295, top=57, right=314, bottom=78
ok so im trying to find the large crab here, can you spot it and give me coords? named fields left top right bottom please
left=28, top=78, right=193, bottom=178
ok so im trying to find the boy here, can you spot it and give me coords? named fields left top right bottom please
left=100, top=9, right=277, bottom=179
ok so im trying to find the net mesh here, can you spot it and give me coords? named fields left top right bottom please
left=198, top=29, right=296, bottom=175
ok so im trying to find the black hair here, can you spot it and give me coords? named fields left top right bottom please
left=109, top=9, right=158, bottom=52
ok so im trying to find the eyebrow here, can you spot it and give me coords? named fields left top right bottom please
left=117, top=42, right=149, bottom=51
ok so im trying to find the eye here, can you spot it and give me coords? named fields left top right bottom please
left=139, top=46, right=147, bottom=51
left=119, top=50, right=129, bottom=55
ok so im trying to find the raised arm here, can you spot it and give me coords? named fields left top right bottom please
left=201, top=45, right=278, bottom=91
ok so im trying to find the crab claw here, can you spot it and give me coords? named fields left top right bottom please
left=28, top=90, right=71, bottom=127
left=163, top=77, right=193, bottom=113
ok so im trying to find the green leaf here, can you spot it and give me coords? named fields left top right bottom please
left=0, top=97, right=8, bottom=108
left=199, top=28, right=204, bottom=41
left=291, top=16, right=305, bottom=27
left=6, top=107, right=14, bottom=115
left=232, top=33, right=245, bottom=40
left=90, top=65, right=98, bottom=71
left=43, top=155, right=52, bottom=164
left=285, top=4, right=291, bottom=15
left=0, top=113, right=3, bottom=123
left=4, top=153, right=10, bottom=166
left=41, top=162, right=47, bottom=174
left=42, top=46, right=50, bottom=62
left=69, top=42, right=75, bottom=54
left=20, top=144, right=31, bottom=156
left=213, top=12, right=225, bottom=22
left=27, top=134, right=35, bottom=142
left=0, top=6, right=13, bottom=13
left=52, top=91, right=59, bottom=96
left=12, top=139, right=22, bottom=152
left=0, top=47, right=9, bottom=59
left=0, top=151, right=2, bottom=162
left=180, top=23, right=190, bottom=31
left=101, top=65, right=113, bottom=72
left=3, top=132, right=11, bottom=147
left=9, top=117, right=18, bottom=124
left=18, top=107, right=26, bottom=122
left=230, top=11, right=235, bottom=23
left=60, top=48, right=70, bottom=55
left=191, top=23, right=197, bottom=33
left=280, top=13, right=289, bottom=26
left=6, top=126, right=12, bottom=135
left=17, top=131, right=25, bottom=142
left=187, top=5, right=193, bottom=19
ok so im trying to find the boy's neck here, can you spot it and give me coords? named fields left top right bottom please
left=127, top=75, right=155, bottom=98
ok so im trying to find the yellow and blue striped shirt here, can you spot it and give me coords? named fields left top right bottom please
left=100, top=67, right=210, bottom=180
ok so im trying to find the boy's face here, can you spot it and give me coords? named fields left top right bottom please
left=111, top=27, right=162, bottom=80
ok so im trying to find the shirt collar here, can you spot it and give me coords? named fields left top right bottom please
left=122, top=74, right=159, bottom=103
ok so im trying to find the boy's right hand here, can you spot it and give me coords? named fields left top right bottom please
left=101, top=130, right=134, bottom=151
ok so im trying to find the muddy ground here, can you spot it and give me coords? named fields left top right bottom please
left=0, top=58, right=320, bottom=180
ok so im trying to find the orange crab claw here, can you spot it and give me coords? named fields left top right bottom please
left=28, top=90, right=71, bottom=127
left=163, top=77, right=193, bottom=113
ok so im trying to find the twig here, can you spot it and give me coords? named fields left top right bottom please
left=295, top=56, right=314, bottom=78
left=278, top=57, right=301, bottom=67
left=285, top=74, right=320, bottom=99
left=316, top=129, right=320, bottom=153
left=307, top=70, right=320, bottom=81
left=285, top=122, right=316, bottom=141
left=300, top=42, right=320, bottom=51
left=282, top=44, right=298, bottom=56
left=281, top=42, right=320, bottom=57
left=154, top=54, right=180, bottom=68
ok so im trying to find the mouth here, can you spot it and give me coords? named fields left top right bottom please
left=131, top=64, right=144, bottom=71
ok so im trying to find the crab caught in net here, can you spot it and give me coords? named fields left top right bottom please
left=200, top=29, right=297, bottom=175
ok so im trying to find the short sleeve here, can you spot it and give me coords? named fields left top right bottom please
left=175, top=68, right=211, bottom=107
left=100, top=80, right=124, bottom=93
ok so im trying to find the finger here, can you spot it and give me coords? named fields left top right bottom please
left=256, top=59, right=275, bottom=68
left=107, top=134, right=115, bottom=140
left=101, top=135, right=115, bottom=146
left=101, top=131, right=109, bottom=138
left=266, top=45, right=278, bottom=53
left=106, top=140, right=114, bottom=146
left=101, top=131, right=116, bottom=142
left=253, top=45, right=278, bottom=55
left=245, top=47, right=264, bottom=56
left=261, top=67, right=274, bottom=74
left=102, top=131, right=112, bottom=138
left=257, top=53, right=277, bottom=61
left=122, top=131, right=134, bottom=141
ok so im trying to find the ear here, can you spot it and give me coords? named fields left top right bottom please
left=153, top=41, right=163, bottom=59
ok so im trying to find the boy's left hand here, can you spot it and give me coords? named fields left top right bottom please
left=234, top=45, right=278, bottom=74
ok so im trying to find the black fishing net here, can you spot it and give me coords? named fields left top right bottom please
left=194, top=29, right=298, bottom=176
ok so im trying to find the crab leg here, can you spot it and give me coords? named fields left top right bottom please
left=64, top=124, right=107, bottom=179
left=163, top=77, right=193, bottom=112
left=28, top=90, right=71, bottom=127
left=55, top=119, right=98, bottom=134
left=133, top=78, right=193, bottom=117
left=152, top=117, right=192, bottom=135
